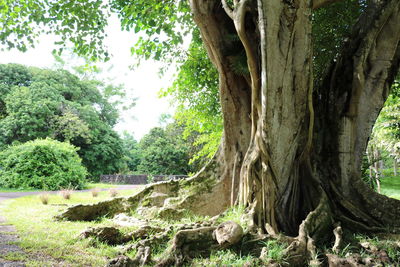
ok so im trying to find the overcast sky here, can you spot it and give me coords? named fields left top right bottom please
left=0, top=15, right=175, bottom=140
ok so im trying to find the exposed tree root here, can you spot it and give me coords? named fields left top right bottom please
left=332, top=224, right=343, bottom=254
left=56, top=155, right=231, bottom=222
left=155, top=226, right=218, bottom=267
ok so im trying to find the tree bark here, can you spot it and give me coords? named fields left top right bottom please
left=374, top=149, right=381, bottom=193
left=189, top=0, right=400, bottom=237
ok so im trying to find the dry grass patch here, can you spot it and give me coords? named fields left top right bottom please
left=109, top=188, right=118, bottom=197
left=39, top=193, right=49, bottom=205
left=90, top=188, right=100, bottom=197
left=59, top=189, right=73, bottom=200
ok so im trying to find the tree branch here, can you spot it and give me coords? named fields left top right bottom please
left=312, top=0, right=344, bottom=10
left=221, top=0, right=234, bottom=20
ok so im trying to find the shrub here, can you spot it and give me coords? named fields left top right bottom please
left=0, top=139, right=87, bottom=190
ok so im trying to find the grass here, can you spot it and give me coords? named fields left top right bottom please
left=84, top=183, right=120, bottom=189
left=380, top=175, right=400, bottom=199
left=0, top=187, right=143, bottom=266
left=0, top=182, right=122, bottom=193
left=331, top=233, right=400, bottom=265
left=0, top=188, right=37, bottom=192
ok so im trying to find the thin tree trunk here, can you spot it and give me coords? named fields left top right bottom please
left=394, top=157, right=397, bottom=176
left=374, top=149, right=381, bottom=193
left=367, top=147, right=375, bottom=189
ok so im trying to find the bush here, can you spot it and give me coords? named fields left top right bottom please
left=0, top=139, right=87, bottom=190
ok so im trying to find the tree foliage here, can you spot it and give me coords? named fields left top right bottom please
left=0, top=0, right=110, bottom=60
left=136, top=123, right=193, bottom=175
left=0, top=63, right=126, bottom=179
left=369, top=80, right=400, bottom=159
left=0, top=138, right=86, bottom=190
left=120, top=132, right=142, bottom=173
left=160, top=30, right=222, bottom=161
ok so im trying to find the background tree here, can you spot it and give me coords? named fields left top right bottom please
left=160, top=29, right=223, bottom=162
left=0, top=63, right=127, bottom=179
left=120, top=132, right=142, bottom=173
left=137, top=122, right=193, bottom=175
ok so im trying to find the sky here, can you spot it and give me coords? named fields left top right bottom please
left=0, top=15, right=175, bottom=140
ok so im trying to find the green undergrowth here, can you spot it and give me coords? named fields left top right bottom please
left=191, top=250, right=258, bottom=266
left=380, top=175, right=400, bottom=199
left=0, top=187, right=142, bottom=266
left=217, top=205, right=246, bottom=225
left=326, top=232, right=400, bottom=265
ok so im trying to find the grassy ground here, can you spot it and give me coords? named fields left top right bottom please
left=0, top=187, right=143, bottom=266
left=0, top=176, right=399, bottom=266
left=84, top=183, right=120, bottom=189
left=0, top=188, right=37, bottom=192
left=0, top=183, right=120, bottom=192
left=380, top=175, right=400, bottom=199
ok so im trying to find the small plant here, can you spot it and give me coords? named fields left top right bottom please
left=147, top=175, right=154, bottom=183
left=205, top=250, right=257, bottom=266
left=217, top=205, right=246, bottom=228
left=259, top=239, right=287, bottom=264
left=91, top=188, right=100, bottom=197
left=109, top=188, right=118, bottom=197
left=60, top=189, right=73, bottom=200
left=39, top=193, right=49, bottom=205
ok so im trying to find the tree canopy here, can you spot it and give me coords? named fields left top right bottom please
left=0, top=63, right=126, bottom=179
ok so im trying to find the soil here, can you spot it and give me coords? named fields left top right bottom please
left=0, top=216, right=25, bottom=267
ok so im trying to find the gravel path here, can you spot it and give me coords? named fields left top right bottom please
left=0, top=185, right=141, bottom=266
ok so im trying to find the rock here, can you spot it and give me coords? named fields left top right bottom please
left=345, top=253, right=363, bottom=265
left=360, top=241, right=378, bottom=253
left=326, top=254, right=348, bottom=267
left=131, top=225, right=164, bottom=239
left=213, top=221, right=243, bottom=247
left=378, top=250, right=390, bottom=263
left=79, top=226, right=131, bottom=245
left=113, top=214, right=148, bottom=227
left=327, top=253, right=368, bottom=267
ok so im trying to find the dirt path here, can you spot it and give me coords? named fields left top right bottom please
left=0, top=202, right=26, bottom=267
left=0, top=185, right=141, bottom=266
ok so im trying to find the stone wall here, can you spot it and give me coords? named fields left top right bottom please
left=100, top=174, right=188, bottom=185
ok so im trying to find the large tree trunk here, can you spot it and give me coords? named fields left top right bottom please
left=189, top=0, right=400, bottom=237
